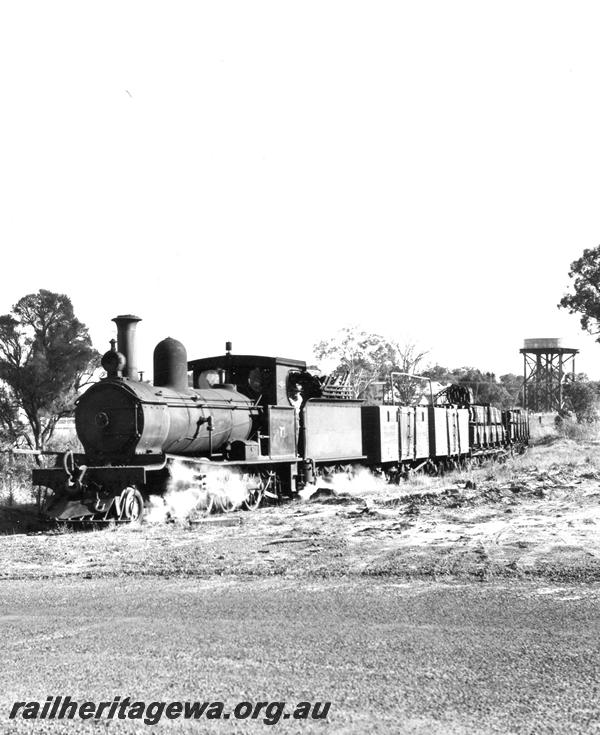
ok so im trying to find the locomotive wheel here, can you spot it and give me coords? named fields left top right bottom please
left=121, top=487, right=144, bottom=522
left=243, top=486, right=263, bottom=510
left=218, top=494, right=237, bottom=513
left=211, top=468, right=245, bottom=513
left=186, top=490, right=215, bottom=521
left=198, top=493, right=215, bottom=516
left=242, top=474, right=269, bottom=511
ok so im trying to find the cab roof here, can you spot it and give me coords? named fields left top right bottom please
left=188, top=354, right=307, bottom=371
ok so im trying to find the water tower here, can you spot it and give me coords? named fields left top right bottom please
left=520, top=338, right=578, bottom=412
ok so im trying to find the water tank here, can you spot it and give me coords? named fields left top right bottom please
left=523, top=338, right=563, bottom=350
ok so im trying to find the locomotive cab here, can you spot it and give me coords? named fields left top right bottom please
left=189, top=352, right=307, bottom=462
left=189, top=352, right=307, bottom=408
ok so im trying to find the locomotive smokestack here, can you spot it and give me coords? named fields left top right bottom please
left=113, top=315, right=142, bottom=380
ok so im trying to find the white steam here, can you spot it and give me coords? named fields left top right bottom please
left=299, top=467, right=391, bottom=500
left=145, top=462, right=395, bottom=523
left=206, top=468, right=248, bottom=510
left=145, top=461, right=250, bottom=523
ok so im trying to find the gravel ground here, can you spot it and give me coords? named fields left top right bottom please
left=1, top=578, right=600, bottom=734
left=2, top=438, right=600, bottom=584
left=2, top=437, right=600, bottom=733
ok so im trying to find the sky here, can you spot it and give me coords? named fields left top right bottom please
left=1, top=1, right=600, bottom=380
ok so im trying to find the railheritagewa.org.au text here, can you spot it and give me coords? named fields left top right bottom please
left=9, top=696, right=331, bottom=726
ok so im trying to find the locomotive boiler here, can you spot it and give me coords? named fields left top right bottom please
left=77, top=320, right=255, bottom=462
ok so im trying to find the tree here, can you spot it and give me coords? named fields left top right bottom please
left=455, top=369, right=512, bottom=407
left=559, top=246, right=600, bottom=338
left=421, top=365, right=453, bottom=384
left=313, top=327, right=428, bottom=401
left=0, top=385, right=27, bottom=447
left=0, top=290, right=99, bottom=451
left=563, top=378, right=600, bottom=422
left=499, top=374, right=524, bottom=406
left=422, top=366, right=519, bottom=408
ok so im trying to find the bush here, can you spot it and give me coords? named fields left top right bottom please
left=557, top=418, right=600, bottom=442
left=0, top=453, right=39, bottom=506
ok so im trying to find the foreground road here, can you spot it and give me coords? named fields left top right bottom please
left=1, top=579, right=600, bottom=734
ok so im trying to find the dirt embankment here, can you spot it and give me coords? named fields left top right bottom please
left=2, top=435, right=600, bottom=583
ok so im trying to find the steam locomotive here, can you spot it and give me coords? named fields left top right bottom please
left=33, top=315, right=529, bottom=522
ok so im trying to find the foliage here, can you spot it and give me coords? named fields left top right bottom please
left=0, top=452, right=39, bottom=505
left=498, top=374, right=525, bottom=406
left=563, top=379, right=600, bottom=422
left=557, top=417, right=600, bottom=441
left=313, top=328, right=525, bottom=407
left=0, top=384, right=27, bottom=446
left=0, top=290, right=99, bottom=451
left=422, top=366, right=522, bottom=408
left=559, top=246, right=600, bottom=338
left=313, top=327, right=428, bottom=401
